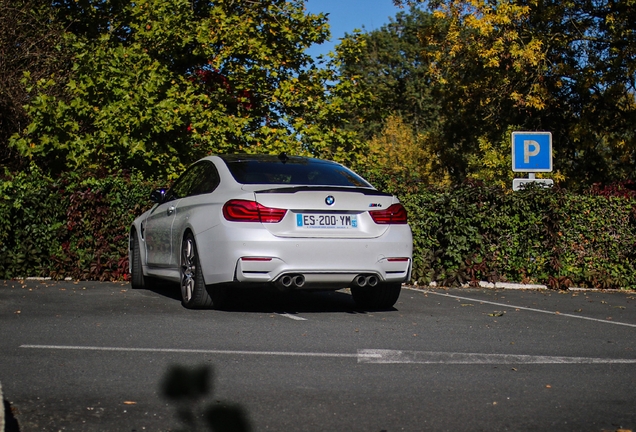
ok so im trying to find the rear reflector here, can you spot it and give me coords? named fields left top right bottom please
left=240, top=257, right=273, bottom=262
left=387, top=257, right=410, bottom=262
left=369, top=203, right=408, bottom=224
left=223, top=200, right=287, bottom=223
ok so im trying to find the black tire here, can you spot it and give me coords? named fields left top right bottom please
left=351, top=282, right=402, bottom=311
left=180, top=233, right=225, bottom=309
left=130, top=231, right=148, bottom=289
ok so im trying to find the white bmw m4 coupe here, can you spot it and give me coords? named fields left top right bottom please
left=129, top=153, right=413, bottom=310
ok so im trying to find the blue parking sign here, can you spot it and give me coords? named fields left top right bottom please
left=512, top=132, right=552, bottom=172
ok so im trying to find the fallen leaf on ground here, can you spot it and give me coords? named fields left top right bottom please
left=488, top=311, right=505, bottom=317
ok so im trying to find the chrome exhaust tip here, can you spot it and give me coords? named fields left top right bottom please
left=366, top=275, right=379, bottom=287
left=293, top=275, right=305, bottom=288
left=278, top=275, right=293, bottom=289
left=354, top=275, right=367, bottom=287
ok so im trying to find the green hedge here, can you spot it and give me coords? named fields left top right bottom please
left=1, top=167, right=635, bottom=289
left=398, top=182, right=636, bottom=289
left=0, top=165, right=159, bottom=280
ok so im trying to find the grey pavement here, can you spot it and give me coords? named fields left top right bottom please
left=1, top=279, right=635, bottom=431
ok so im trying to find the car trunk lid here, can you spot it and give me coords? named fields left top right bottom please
left=246, top=186, right=396, bottom=238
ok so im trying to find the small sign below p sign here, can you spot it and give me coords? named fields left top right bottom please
left=512, top=178, right=554, bottom=191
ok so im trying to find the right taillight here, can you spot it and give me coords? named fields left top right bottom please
left=369, top=203, right=408, bottom=225
left=223, top=200, right=287, bottom=223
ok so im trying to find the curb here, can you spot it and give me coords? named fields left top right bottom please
left=19, top=277, right=73, bottom=281
left=477, top=281, right=547, bottom=290
left=412, top=281, right=548, bottom=290
left=406, top=282, right=612, bottom=292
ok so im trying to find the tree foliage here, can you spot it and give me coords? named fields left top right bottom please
left=345, top=1, right=636, bottom=188
left=359, top=115, right=451, bottom=188
left=334, top=10, right=440, bottom=140
left=9, top=0, right=365, bottom=177
left=0, top=0, right=69, bottom=170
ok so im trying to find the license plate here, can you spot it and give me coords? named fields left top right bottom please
left=296, top=214, right=358, bottom=229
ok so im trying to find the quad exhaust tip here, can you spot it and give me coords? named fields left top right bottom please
left=276, top=273, right=377, bottom=290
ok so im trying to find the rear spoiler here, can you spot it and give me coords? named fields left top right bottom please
left=254, top=186, right=392, bottom=197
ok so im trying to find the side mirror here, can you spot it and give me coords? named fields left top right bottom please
left=150, top=188, right=167, bottom=204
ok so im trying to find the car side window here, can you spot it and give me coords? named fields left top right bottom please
left=190, top=162, right=220, bottom=196
left=165, top=161, right=219, bottom=201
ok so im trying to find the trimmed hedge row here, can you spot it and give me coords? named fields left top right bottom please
left=0, top=166, right=159, bottom=281
left=1, top=167, right=635, bottom=289
left=399, top=184, right=636, bottom=289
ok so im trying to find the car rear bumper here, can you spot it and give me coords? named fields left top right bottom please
left=195, top=224, right=412, bottom=288
left=235, top=256, right=411, bottom=289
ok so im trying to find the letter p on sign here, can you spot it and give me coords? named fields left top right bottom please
left=524, top=140, right=540, bottom=163
left=512, top=132, right=552, bottom=172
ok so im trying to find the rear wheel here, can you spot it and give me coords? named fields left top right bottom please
left=351, top=282, right=402, bottom=311
left=181, top=233, right=225, bottom=309
left=130, top=231, right=148, bottom=289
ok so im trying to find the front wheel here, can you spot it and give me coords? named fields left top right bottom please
left=351, top=282, right=402, bottom=311
left=180, top=233, right=225, bottom=309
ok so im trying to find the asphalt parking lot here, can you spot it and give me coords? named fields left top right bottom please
left=1, top=279, right=635, bottom=431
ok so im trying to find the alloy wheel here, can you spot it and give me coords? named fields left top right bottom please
left=181, top=237, right=196, bottom=302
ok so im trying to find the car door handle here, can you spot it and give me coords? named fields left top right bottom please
left=167, top=206, right=175, bottom=216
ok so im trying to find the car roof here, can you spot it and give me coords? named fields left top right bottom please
left=217, top=153, right=336, bottom=165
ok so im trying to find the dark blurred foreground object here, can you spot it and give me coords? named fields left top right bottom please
left=162, top=364, right=251, bottom=432
left=0, top=380, right=21, bottom=432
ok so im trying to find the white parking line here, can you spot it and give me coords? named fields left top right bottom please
left=276, top=313, right=307, bottom=321
left=20, top=344, right=354, bottom=358
left=422, top=290, right=636, bottom=328
left=358, top=349, right=636, bottom=364
left=20, top=345, right=636, bottom=365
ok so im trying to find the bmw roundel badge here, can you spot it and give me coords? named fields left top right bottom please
left=325, top=195, right=335, bottom=206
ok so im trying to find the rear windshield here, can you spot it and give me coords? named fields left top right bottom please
left=222, top=156, right=372, bottom=188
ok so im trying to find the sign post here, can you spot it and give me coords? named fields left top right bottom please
left=512, top=131, right=554, bottom=191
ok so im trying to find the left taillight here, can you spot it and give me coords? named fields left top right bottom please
left=369, top=203, right=408, bottom=225
left=223, top=200, right=287, bottom=223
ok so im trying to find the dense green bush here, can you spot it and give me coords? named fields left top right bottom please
left=399, top=182, right=636, bottom=289
left=1, top=167, right=635, bottom=289
left=0, top=165, right=159, bottom=280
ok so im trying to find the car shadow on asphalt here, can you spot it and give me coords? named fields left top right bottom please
left=220, top=288, right=399, bottom=315
left=139, top=281, right=395, bottom=314
left=141, top=279, right=183, bottom=302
